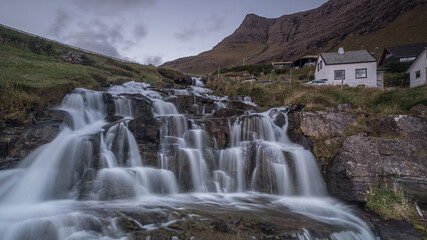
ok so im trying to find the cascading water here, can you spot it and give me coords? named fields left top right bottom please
left=0, top=81, right=377, bottom=239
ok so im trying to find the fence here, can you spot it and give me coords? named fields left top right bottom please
left=0, top=23, right=140, bottom=64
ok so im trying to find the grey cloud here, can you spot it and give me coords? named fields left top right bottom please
left=133, top=24, right=147, bottom=38
left=174, top=14, right=226, bottom=41
left=62, top=20, right=126, bottom=58
left=144, top=55, right=162, bottom=66
left=72, top=39, right=121, bottom=58
left=72, top=0, right=157, bottom=13
left=48, top=10, right=71, bottom=36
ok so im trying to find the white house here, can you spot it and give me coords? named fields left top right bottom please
left=315, top=48, right=378, bottom=87
left=407, top=48, right=427, bottom=87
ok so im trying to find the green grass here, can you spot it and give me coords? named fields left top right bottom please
left=0, top=26, right=166, bottom=124
left=207, top=74, right=427, bottom=117
left=366, top=189, right=418, bottom=220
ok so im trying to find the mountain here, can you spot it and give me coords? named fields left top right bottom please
left=162, top=0, right=427, bottom=74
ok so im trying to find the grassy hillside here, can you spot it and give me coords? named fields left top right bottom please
left=163, top=43, right=268, bottom=75
left=0, top=26, right=166, bottom=124
left=337, top=6, right=427, bottom=57
left=207, top=74, right=427, bottom=117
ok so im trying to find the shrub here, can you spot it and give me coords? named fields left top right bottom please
left=385, top=72, right=409, bottom=87
left=158, top=67, right=185, bottom=80
left=28, top=39, right=43, bottom=54
left=384, top=61, right=413, bottom=73
left=281, top=67, right=290, bottom=75
left=298, top=74, right=308, bottom=80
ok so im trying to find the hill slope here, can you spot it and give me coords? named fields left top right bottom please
left=0, top=25, right=167, bottom=124
left=162, top=0, right=427, bottom=74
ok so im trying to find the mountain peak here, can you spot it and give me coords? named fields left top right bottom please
left=163, top=0, right=427, bottom=74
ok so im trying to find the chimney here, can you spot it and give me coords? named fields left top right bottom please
left=338, top=47, right=345, bottom=54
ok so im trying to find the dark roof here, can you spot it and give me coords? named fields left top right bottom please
left=386, top=42, right=427, bottom=58
left=320, top=50, right=377, bottom=65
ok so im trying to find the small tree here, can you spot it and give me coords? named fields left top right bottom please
left=43, top=43, right=54, bottom=56
left=28, top=39, right=43, bottom=54
left=281, top=67, right=290, bottom=75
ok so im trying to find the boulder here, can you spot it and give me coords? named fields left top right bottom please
left=327, top=135, right=427, bottom=205
left=61, top=52, right=93, bottom=66
left=300, top=111, right=357, bottom=138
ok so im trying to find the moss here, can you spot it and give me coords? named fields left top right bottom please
left=313, top=138, right=343, bottom=165
left=410, top=149, right=427, bottom=157
left=365, top=189, right=418, bottom=220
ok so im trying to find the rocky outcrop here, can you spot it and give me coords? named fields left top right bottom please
left=376, top=115, right=427, bottom=151
left=287, top=109, right=427, bottom=211
left=327, top=135, right=427, bottom=204
left=0, top=109, right=63, bottom=169
left=62, top=52, right=93, bottom=66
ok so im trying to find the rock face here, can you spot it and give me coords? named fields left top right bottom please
left=376, top=115, right=427, bottom=151
left=0, top=109, right=63, bottom=169
left=287, top=110, right=427, bottom=210
left=327, top=135, right=427, bottom=204
left=217, top=0, right=424, bottom=49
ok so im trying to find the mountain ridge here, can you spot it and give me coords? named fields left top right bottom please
left=162, top=0, right=427, bottom=74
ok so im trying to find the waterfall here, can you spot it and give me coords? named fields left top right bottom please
left=0, top=82, right=376, bottom=240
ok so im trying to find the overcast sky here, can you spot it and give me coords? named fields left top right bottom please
left=0, top=0, right=328, bottom=65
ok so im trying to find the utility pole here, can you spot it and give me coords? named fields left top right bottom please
left=218, top=66, right=220, bottom=81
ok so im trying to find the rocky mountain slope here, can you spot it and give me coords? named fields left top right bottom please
left=162, top=0, right=427, bottom=74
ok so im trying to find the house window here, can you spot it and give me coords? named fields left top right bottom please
left=334, top=70, right=345, bottom=80
left=355, top=68, right=367, bottom=79
left=317, top=61, right=323, bottom=72
left=415, top=70, right=420, bottom=78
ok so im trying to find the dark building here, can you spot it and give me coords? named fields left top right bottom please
left=290, top=55, right=318, bottom=69
left=378, top=42, right=427, bottom=66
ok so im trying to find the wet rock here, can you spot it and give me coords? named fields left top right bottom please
left=287, top=110, right=314, bottom=151
left=228, top=100, right=257, bottom=111
left=327, top=135, right=427, bottom=205
left=300, top=111, right=357, bottom=138
left=273, top=111, right=287, bottom=128
left=203, top=118, right=231, bottom=149
left=213, top=108, right=244, bottom=118
left=116, top=217, right=142, bottom=232
left=0, top=109, right=63, bottom=169
left=363, top=211, right=424, bottom=240
left=170, top=95, right=216, bottom=115
left=210, top=219, right=228, bottom=232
